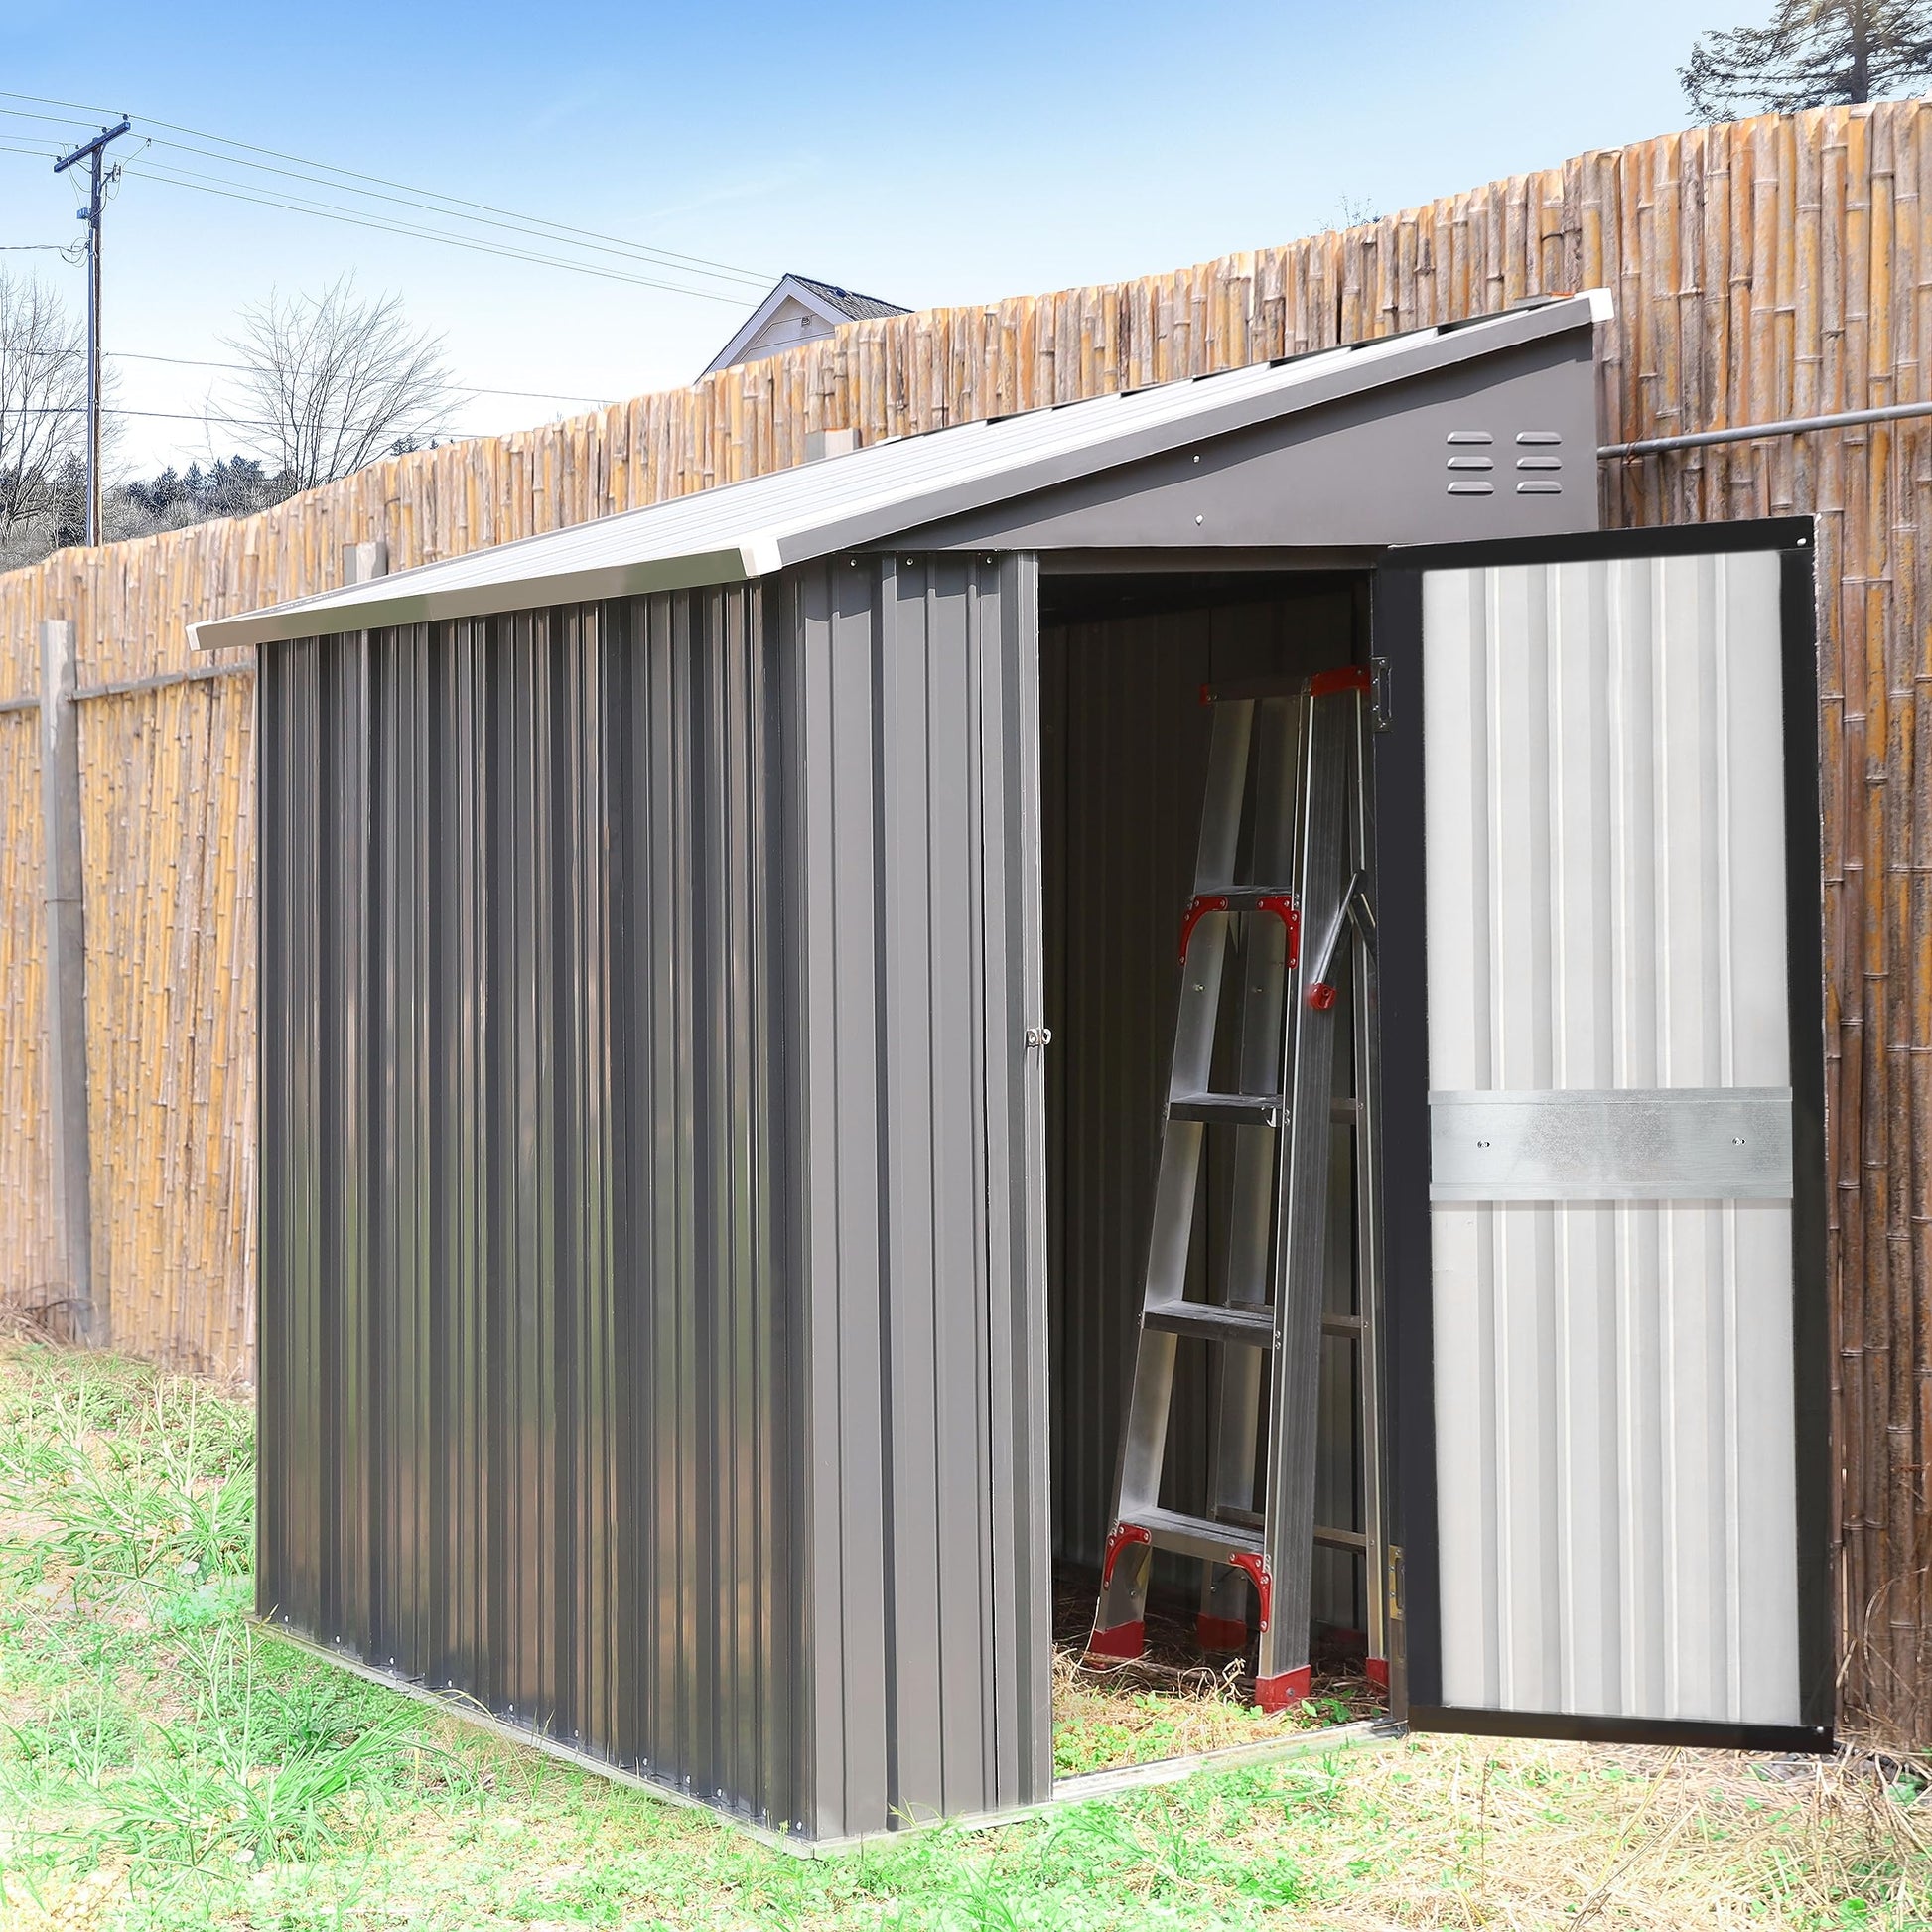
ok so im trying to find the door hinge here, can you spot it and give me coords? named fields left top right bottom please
left=1369, top=656, right=1393, bottom=733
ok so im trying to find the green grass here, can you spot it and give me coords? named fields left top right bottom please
left=3, top=1336, right=1932, bottom=1929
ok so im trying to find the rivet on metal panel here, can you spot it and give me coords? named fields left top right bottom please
left=1195, top=514, right=1204, bottom=525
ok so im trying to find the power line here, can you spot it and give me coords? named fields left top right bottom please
left=16, top=403, right=478, bottom=438
left=5, top=113, right=767, bottom=294
left=121, top=160, right=750, bottom=304
left=17, top=340, right=616, bottom=406
left=0, top=91, right=775, bottom=292
left=5, top=135, right=747, bottom=301
left=137, top=132, right=769, bottom=289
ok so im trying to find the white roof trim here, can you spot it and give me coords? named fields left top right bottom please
left=192, top=293, right=1608, bottom=654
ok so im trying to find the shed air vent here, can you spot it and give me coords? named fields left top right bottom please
left=1447, top=430, right=1495, bottom=494
left=1514, top=429, right=1562, bottom=494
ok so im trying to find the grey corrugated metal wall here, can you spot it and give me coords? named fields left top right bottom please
left=785, top=553, right=1052, bottom=1838
left=258, top=561, right=1380, bottom=1843
left=259, top=591, right=810, bottom=1830
left=1038, top=584, right=1367, bottom=1631
left=260, top=557, right=1051, bottom=1841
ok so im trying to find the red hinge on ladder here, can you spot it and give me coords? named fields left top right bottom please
left=1179, top=894, right=1301, bottom=963
left=1088, top=1523, right=1153, bottom=1661
left=1231, top=1551, right=1311, bottom=1710
left=1309, top=664, right=1372, bottom=696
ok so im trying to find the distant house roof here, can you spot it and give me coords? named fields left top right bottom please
left=785, top=275, right=907, bottom=322
left=701, top=272, right=911, bottom=378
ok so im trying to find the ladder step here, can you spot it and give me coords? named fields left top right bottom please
left=1144, top=1301, right=1273, bottom=1345
left=1320, top=1312, right=1364, bottom=1337
left=1169, top=1092, right=1285, bottom=1127
left=1200, top=676, right=1305, bottom=704
left=1314, top=1524, right=1369, bottom=1552
left=1192, top=887, right=1298, bottom=909
left=1122, top=1506, right=1264, bottom=1563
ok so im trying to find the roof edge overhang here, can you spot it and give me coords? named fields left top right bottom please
left=188, top=546, right=765, bottom=654
left=191, top=289, right=1610, bottom=653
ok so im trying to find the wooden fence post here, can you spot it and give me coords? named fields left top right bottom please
left=39, top=619, right=98, bottom=1345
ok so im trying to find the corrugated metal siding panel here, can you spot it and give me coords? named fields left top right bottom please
left=258, top=592, right=808, bottom=1829
left=1039, top=592, right=1363, bottom=1627
left=1421, top=550, right=1802, bottom=1725
left=788, top=553, right=1051, bottom=1838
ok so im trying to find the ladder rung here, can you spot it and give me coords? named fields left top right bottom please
left=1191, top=887, right=1298, bottom=909
left=1329, top=1097, right=1361, bottom=1125
left=1169, top=1092, right=1284, bottom=1127
left=1122, top=1506, right=1263, bottom=1562
left=1314, top=1525, right=1369, bottom=1552
left=1200, top=676, right=1305, bottom=704
left=1320, top=1312, right=1364, bottom=1337
left=1144, top=1301, right=1273, bottom=1345
left=1214, top=1505, right=1263, bottom=1530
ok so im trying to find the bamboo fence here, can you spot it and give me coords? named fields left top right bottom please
left=0, top=97, right=1926, bottom=1734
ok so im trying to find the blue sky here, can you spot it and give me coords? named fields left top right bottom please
left=3, top=0, right=1742, bottom=472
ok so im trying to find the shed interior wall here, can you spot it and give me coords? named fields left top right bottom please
left=1037, top=571, right=1373, bottom=1649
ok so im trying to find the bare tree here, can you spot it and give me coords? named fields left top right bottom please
left=220, top=276, right=458, bottom=492
left=1683, top=0, right=1932, bottom=120
left=0, top=271, right=86, bottom=556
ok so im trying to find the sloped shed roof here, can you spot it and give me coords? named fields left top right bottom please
left=193, top=291, right=1608, bottom=652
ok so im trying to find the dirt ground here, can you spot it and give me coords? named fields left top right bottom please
left=1050, top=1567, right=1386, bottom=1774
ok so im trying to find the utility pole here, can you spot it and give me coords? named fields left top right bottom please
left=53, top=118, right=130, bottom=546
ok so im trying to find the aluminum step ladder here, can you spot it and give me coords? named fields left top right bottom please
left=1086, top=664, right=1385, bottom=1711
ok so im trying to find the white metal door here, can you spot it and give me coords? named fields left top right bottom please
left=1376, top=524, right=1831, bottom=1750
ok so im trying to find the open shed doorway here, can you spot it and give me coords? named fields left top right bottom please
left=1036, top=565, right=1390, bottom=1778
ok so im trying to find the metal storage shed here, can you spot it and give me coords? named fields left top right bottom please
left=202, top=289, right=1834, bottom=1844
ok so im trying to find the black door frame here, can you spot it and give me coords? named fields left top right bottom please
left=1370, top=517, right=1833, bottom=1753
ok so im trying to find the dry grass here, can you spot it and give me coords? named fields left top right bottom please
left=1050, top=1571, right=1386, bottom=1773
left=2, top=1335, right=1930, bottom=1929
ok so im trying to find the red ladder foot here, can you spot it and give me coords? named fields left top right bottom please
left=1196, top=1613, right=1249, bottom=1652
left=1365, top=1656, right=1389, bottom=1690
left=1086, top=1620, right=1146, bottom=1663
left=1254, top=1665, right=1311, bottom=1711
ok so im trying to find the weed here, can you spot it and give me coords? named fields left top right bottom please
left=3, top=1335, right=1932, bottom=1929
